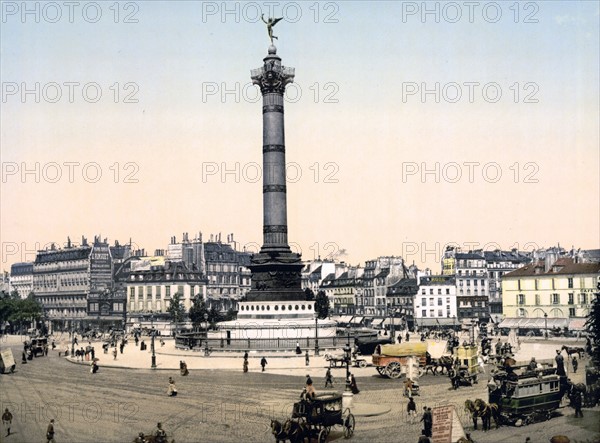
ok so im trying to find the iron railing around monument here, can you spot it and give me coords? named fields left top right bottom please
left=174, top=332, right=377, bottom=352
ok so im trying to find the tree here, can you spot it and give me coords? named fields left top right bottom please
left=314, top=290, right=330, bottom=319
left=0, top=292, right=42, bottom=334
left=208, top=306, right=223, bottom=325
left=167, top=293, right=185, bottom=336
left=189, top=296, right=208, bottom=330
left=585, top=288, right=600, bottom=367
left=224, top=308, right=237, bottom=321
left=304, top=288, right=315, bottom=301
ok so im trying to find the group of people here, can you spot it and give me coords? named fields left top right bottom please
left=135, top=422, right=168, bottom=443
left=240, top=352, right=269, bottom=372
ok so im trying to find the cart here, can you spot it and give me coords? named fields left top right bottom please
left=371, top=342, right=427, bottom=379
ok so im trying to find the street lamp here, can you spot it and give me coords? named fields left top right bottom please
left=204, top=313, right=209, bottom=356
left=344, top=327, right=352, bottom=392
left=150, top=311, right=156, bottom=369
left=390, top=307, right=395, bottom=343
left=71, top=311, right=75, bottom=357
left=314, top=314, right=320, bottom=356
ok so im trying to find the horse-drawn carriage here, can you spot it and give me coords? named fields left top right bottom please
left=449, top=345, right=479, bottom=388
left=487, top=364, right=562, bottom=426
left=371, top=342, right=427, bottom=379
left=26, top=337, right=48, bottom=357
left=271, top=393, right=355, bottom=442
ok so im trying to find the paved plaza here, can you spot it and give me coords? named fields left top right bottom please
left=0, top=334, right=598, bottom=443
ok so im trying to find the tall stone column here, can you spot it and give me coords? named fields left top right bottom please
left=247, top=45, right=305, bottom=302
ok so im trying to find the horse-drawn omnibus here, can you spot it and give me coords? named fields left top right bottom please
left=488, top=364, right=562, bottom=425
left=271, top=393, right=355, bottom=442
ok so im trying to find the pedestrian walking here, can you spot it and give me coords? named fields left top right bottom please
left=349, top=373, right=360, bottom=394
left=555, top=350, right=566, bottom=376
left=243, top=358, right=249, bottom=373
left=305, top=350, right=310, bottom=366
left=90, top=347, right=95, bottom=360
left=325, top=368, right=333, bottom=388
left=407, top=397, right=416, bottom=424
left=167, top=377, right=178, bottom=397
left=420, top=407, right=432, bottom=437
left=404, top=377, right=414, bottom=398
left=113, top=348, right=118, bottom=360
left=2, top=408, right=13, bottom=437
left=261, top=356, right=267, bottom=372
left=572, top=356, right=578, bottom=373
left=119, top=342, right=124, bottom=354
left=397, top=334, right=402, bottom=344
left=571, top=390, right=583, bottom=418
left=295, top=342, right=302, bottom=355
left=406, top=331, right=410, bottom=342
left=46, top=419, right=55, bottom=443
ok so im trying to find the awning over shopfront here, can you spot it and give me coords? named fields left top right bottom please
left=370, top=318, right=384, bottom=327
left=418, top=318, right=457, bottom=327
left=350, top=316, right=364, bottom=325
left=335, top=315, right=353, bottom=324
left=568, top=318, right=588, bottom=331
left=498, top=318, right=569, bottom=329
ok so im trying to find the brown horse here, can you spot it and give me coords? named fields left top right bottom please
left=561, top=345, right=585, bottom=359
left=464, top=399, right=499, bottom=431
left=270, top=419, right=307, bottom=443
left=425, top=354, right=454, bottom=375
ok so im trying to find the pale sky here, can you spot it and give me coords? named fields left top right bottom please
left=1, top=1, right=599, bottom=272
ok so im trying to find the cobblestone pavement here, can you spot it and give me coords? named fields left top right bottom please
left=0, top=335, right=598, bottom=443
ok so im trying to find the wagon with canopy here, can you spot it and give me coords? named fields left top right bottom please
left=371, top=342, right=427, bottom=379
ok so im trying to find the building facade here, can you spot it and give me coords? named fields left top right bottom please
left=126, top=259, right=207, bottom=330
left=414, top=274, right=458, bottom=328
left=502, top=257, right=600, bottom=325
left=443, top=249, right=490, bottom=322
left=9, top=262, right=34, bottom=299
left=484, top=250, right=531, bottom=316
left=386, top=278, right=419, bottom=330
left=33, top=237, right=125, bottom=331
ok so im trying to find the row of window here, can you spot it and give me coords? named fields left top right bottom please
left=517, top=293, right=590, bottom=306
left=458, top=279, right=486, bottom=287
left=240, top=304, right=313, bottom=312
left=131, top=300, right=167, bottom=311
left=420, top=309, right=451, bottom=318
left=421, top=288, right=452, bottom=295
left=89, top=302, right=124, bottom=312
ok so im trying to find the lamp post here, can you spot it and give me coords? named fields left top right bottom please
left=314, top=314, right=319, bottom=356
left=344, top=327, right=352, bottom=392
left=204, top=313, right=209, bottom=356
left=390, top=307, right=395, bottom=343
left=544, top=312, right=548, bottom=340
left=71, top=312, right=75, bottom=357
left=150, top=311, right=156, bottom=369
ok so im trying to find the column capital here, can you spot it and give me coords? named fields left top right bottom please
left=251, top=52, right=295, bottom=95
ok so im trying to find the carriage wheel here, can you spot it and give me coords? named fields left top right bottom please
left=376, top=367, right=386, bottom=376
left=386, top=362, right=402, bottom=379
left=318, top=428, right=328, bottom=443
left=344, top=413, right=356, bottom=438
left=358, top=360, right=367, bottom=368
